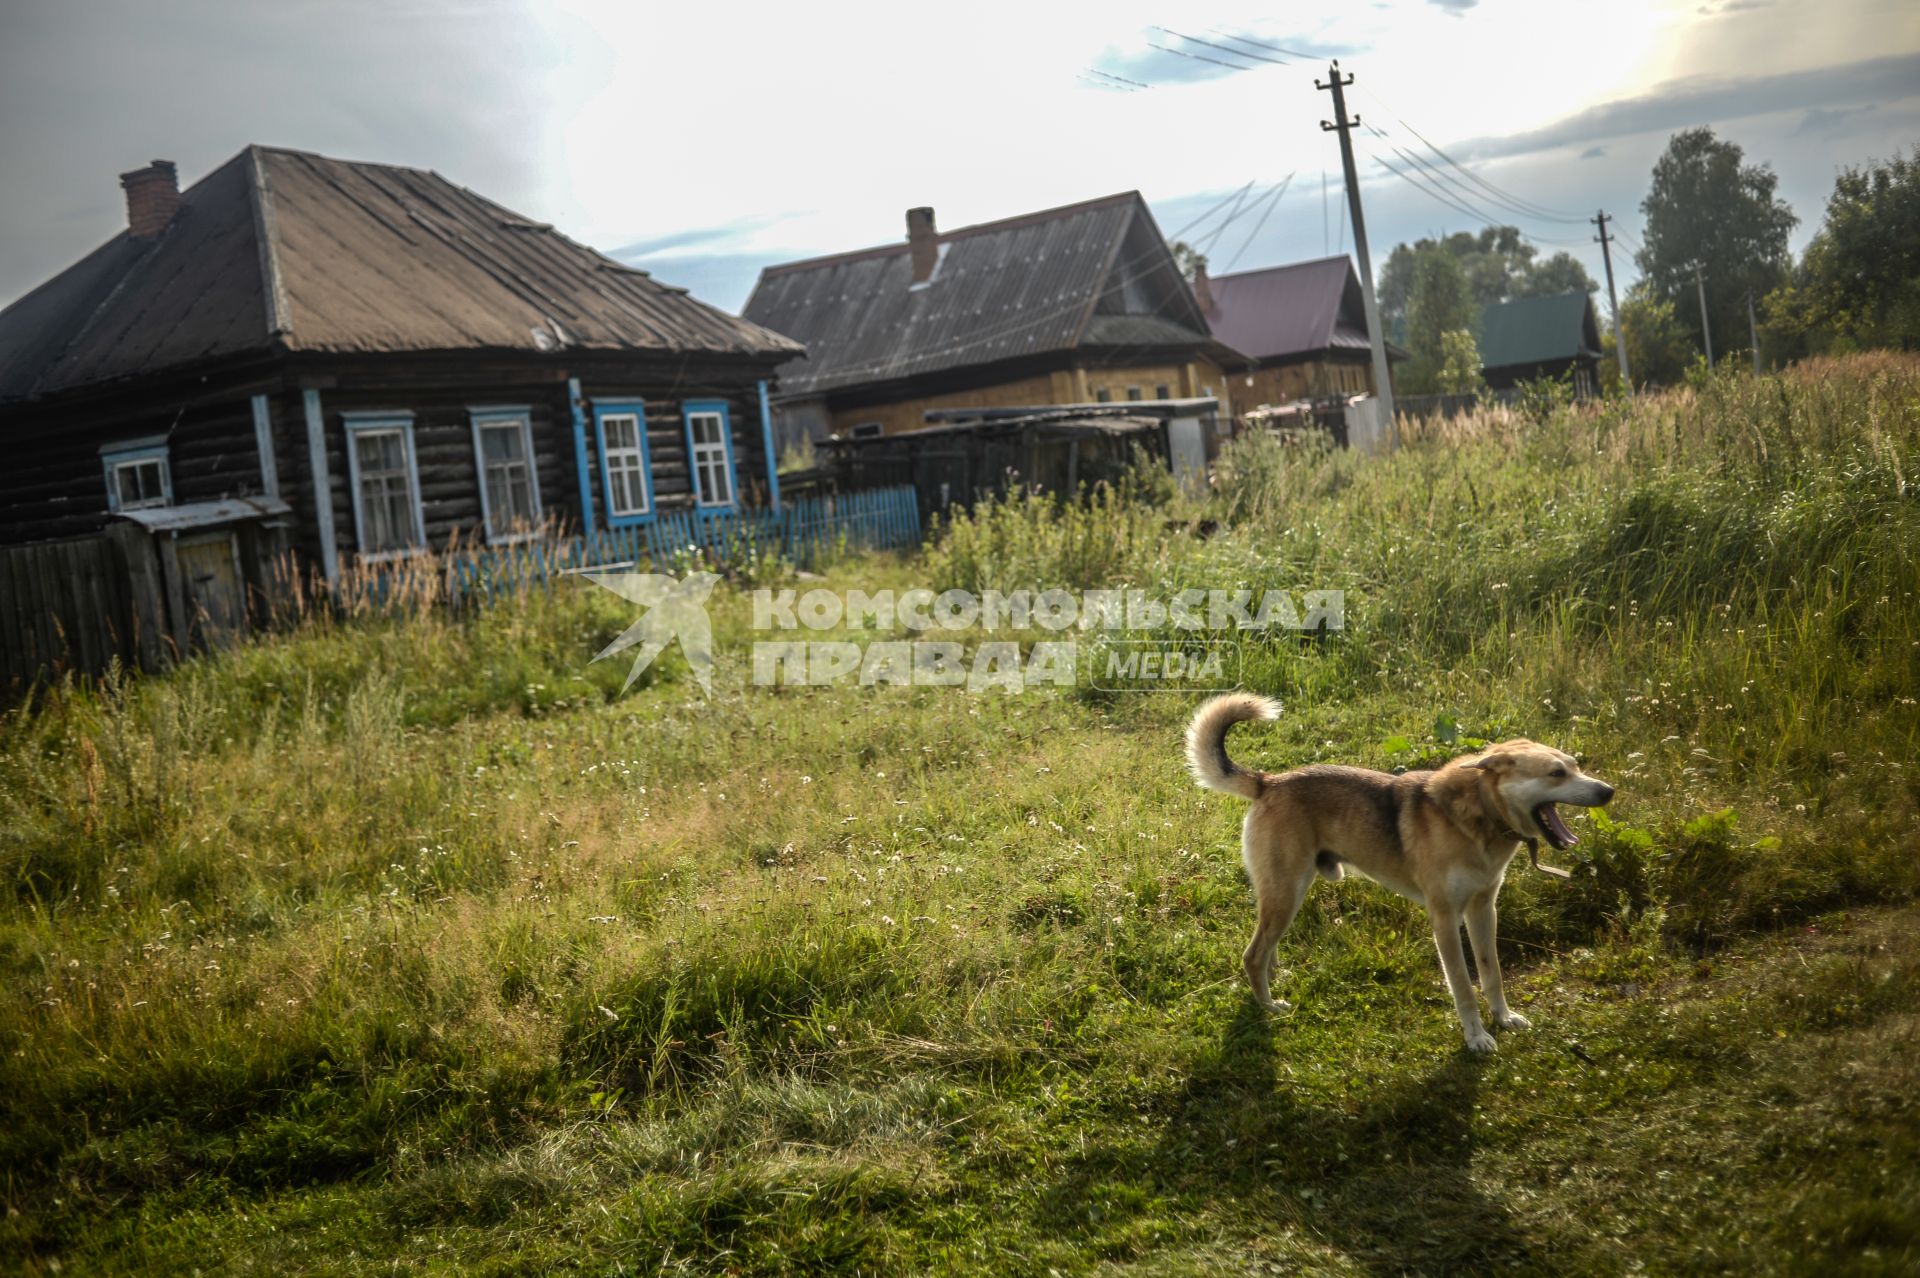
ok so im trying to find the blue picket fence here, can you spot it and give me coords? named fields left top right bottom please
left=429, top=485, right=922, bottom=605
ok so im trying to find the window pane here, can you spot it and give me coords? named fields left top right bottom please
left=355, top=429, right=415, bottom=551
left=688, top=412, right=729, bottom=505
left=482, top=421, right=526, bottom=462
left=602, top=414, right=649, bottom=516
left=114, top=458, right=167, bottom=509
left=486, top=468, right=512, bottom=528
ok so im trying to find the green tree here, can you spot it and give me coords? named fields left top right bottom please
left=1617, top=283, right=1695, bottom=386
left=1170, top=240, right=1208, bottom=283
left=1763, top=149, right=1920, bottom=357
left=1379, top=227, right=1595, bottom=326
left=1399, top=247, right=1477, bottom=393
left=1517, top=251, right=1598, bottom=299
left=1637, top=127, right=1797, bottom=365
left=1436, top=329, right=1485, bottom=395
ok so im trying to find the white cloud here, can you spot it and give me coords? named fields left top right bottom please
left=1, top=0, right=1915, bottom=314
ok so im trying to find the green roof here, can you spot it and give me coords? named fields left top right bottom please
left=1476, top=291, right=1600, bottom=371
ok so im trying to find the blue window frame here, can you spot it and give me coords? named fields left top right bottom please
left=341, top=412, right=426, bottom=557
left=100, top=437, right=173, bottom=512
left=682, top=399, right=739, bottom=512
left=592, top=399, right=656, bottom=527
left=469, top=406, right=542, bottom=543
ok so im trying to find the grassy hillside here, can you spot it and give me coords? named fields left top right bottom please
left=2, top=355, right=1917, bottom=1275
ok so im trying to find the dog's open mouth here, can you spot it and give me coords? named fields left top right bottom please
left=1534, top=803, right=1578, bottom=850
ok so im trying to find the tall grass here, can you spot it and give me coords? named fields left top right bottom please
left=1, top=355, right=1916, bottom=1273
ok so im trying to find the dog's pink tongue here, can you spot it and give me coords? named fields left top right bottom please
left=1540, top=804, right=1577, bottom=846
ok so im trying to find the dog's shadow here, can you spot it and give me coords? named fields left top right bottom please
left=1038, top=1002, right=1541, bottom=1274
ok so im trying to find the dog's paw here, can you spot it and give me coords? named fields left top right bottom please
left=1494, top=1009, right=1532, bottom=1031
left=1257, top=997, right=1294, bottom=1016
left=1462, top=1027, right=1498, bottom=1054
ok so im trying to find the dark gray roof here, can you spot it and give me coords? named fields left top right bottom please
left=0, top=146, right=800, bottom=404
left=1203, top=256, right=1404, bottom=364
left=743, top=192, right=1232, bottom=397
left=1477, top=291, right=1602, bottom=370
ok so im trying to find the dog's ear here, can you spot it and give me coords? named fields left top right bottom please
left=1464, top=750, right=1516, bottom=772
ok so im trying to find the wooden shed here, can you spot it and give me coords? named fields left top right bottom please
left=819, top=398, right=1223, bottom=516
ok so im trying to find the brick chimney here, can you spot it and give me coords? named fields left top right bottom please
left=120, top=160, right=180, bottom=239
left=906, top=206, right=938, bottom=285
left=1192, top=262, right=1213, bottom=313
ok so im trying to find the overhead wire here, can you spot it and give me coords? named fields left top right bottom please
left=1144, top=40, right=1260, bottom=73
left=1372, top=127, right=1591, bottom=242
left=1152, top=27, right=1288, bottom=65
left=1206, top=28, right=1319, bottom=60
left=1361, top=123, right=1592, bottom=249
left=1353, top=82, right=1590, bottom=223
left=1224, top=173, right=1295, bottom=273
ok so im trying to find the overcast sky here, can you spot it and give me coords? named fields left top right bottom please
left=2, top=0, right=1916, bottom=316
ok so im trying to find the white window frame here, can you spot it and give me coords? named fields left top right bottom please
left=100, top=438, right=173, bottom=512
left=594, top=404, right=655, bottom=524
left=682, top=401, right=738, bottom=511
left=342, top=412, right=426, bottom=560
left=469, top=407, right=542, bottom=544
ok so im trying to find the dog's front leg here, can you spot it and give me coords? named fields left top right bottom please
left=1430, top=908, right=1496, bottom=1052
left=1465, top=893, right=1530, bottom=1032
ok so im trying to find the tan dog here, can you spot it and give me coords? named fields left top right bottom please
left=1186, top=694, right=1615, bottom=1052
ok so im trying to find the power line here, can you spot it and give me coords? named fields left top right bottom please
left=1207, top=28, right=1319, bottom=60
left=1353, top=83, right=1590, bottom=224
left=1172, top=179, right=1255, bottom=239
left=1362, top=126, right=1591, bottom=249
left=1083, top=68, right=1149, bottom=91
left=1368, top=144, right=1495, bottom=228
left=1152, top=26, right=1288, bottom=65
left=1193, top=178, right=1288, bottom=258
left=1145, top=40, right=1259, bottom=73
left=1367, top=124, right=1591, bottom=241
left=1224, top=173, right=1295, bottom=273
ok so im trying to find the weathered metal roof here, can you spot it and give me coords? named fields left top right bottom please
left=114, top=496, right=291, bottom=532
left=742, top=192, right=1226, bottom=397
left=1477, top=291, right=1602, bottom=371
left=0, top=146, right=800, bottom=404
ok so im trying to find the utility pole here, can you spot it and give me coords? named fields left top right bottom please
left=1746, top=290, right=1761, bottom=374
left=1318, top=61, right=1396, bottom=445
left=1692, top=261, right=1713, bottom=368
left=1593, top=211, right=1630, bottom=390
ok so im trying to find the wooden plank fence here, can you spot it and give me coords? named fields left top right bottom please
left=1, top=486, right=922, bottom=694
left=0, top=524, right=156, bottom=693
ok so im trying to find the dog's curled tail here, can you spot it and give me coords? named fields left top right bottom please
left=1185, top=693, right=1280, bottom=801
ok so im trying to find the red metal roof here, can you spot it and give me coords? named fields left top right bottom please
left=1202, top=256, right=1375, bottom=364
